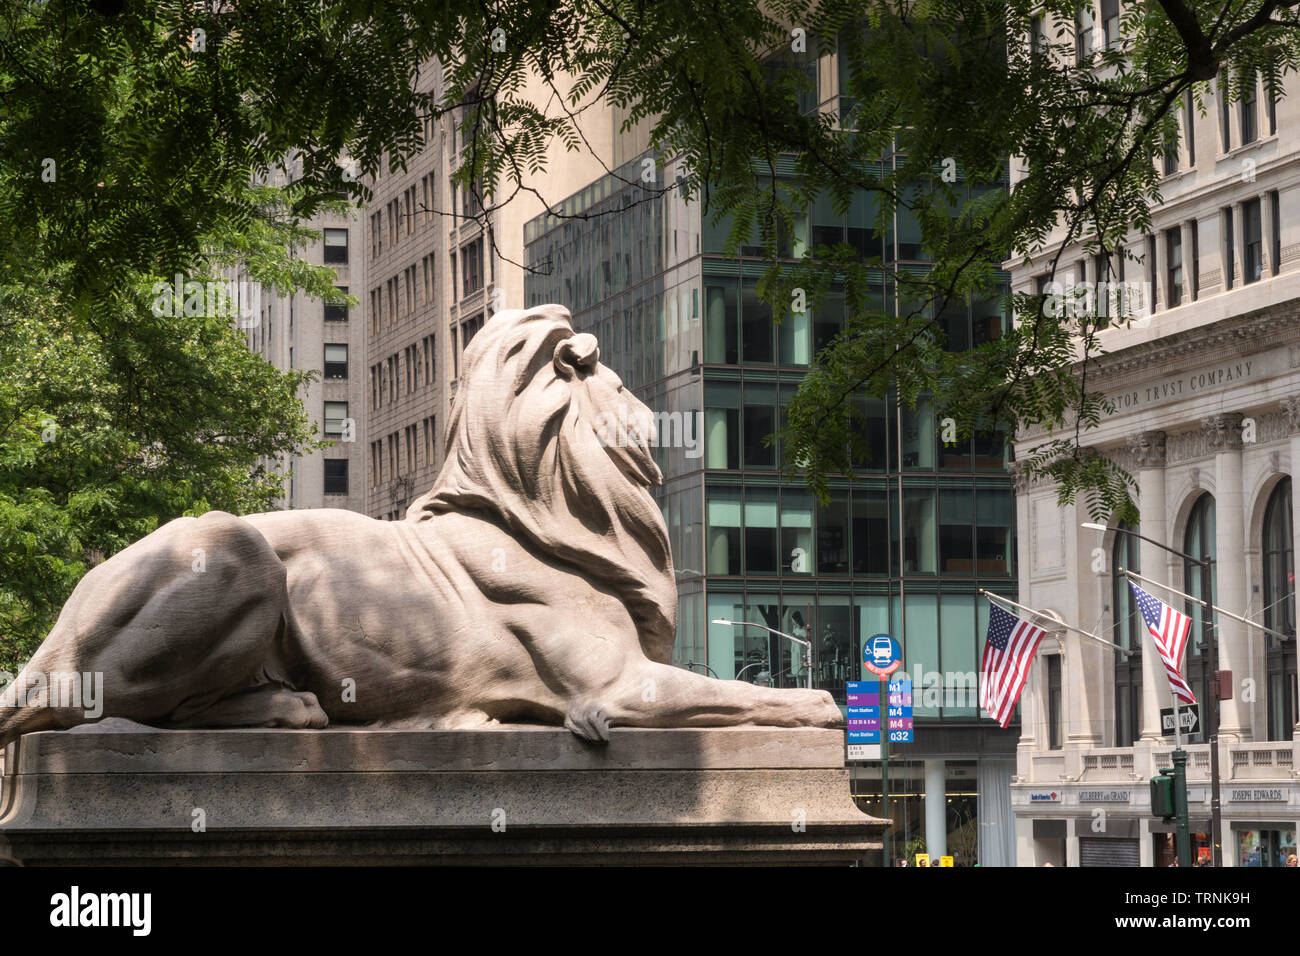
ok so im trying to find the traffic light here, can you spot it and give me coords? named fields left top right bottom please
left=1151, top=770, right=1176, bottom=820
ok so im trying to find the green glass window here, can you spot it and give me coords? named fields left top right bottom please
left=706, top=489, right=742, bottom=574
left=741, top=279, right=775, bottom=364
left=783, top=490, right=814, bottom=575
left=704, top=277, right=738, bottom=364
left=940, top=487, right=975, bottom=572
left=704, top=381, right=740, bottom=470
left=816, top=491, right=851, bottom=574
left=975, top=488, right=1014, bottom=574
left=742, top=382, right=778, bottom=468
left=744, top=488, right=780, bottom=573
left=940, top=592, right=978, bottom=717
left=852, top=487, right=889, bottom=574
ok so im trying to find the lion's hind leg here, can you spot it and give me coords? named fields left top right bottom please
left=163, top=684, right=328, bottom=730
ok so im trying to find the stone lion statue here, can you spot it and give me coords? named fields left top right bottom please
left=0, top=305, right=842, bottom=746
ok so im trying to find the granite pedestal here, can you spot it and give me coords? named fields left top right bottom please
left=0, top=721, right=885, bottom=865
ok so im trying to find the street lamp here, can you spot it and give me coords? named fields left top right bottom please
left=1083, top=521, right=1221, bottom=867
left=711, top=619, right=814, bottom=689
left=686, top=661, right=719, bottom=679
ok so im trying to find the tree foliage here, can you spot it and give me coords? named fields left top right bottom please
left=3, top=0, right=1299, bottom=661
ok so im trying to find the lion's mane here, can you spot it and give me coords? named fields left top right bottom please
left=405, top=305, right=678, bottom=663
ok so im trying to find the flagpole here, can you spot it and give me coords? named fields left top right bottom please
left=978, top=590, right=1132, bottom=656
left=1119, top=568, right=1292, bottom=642
left=1120, top=567, right=1195, bottom=867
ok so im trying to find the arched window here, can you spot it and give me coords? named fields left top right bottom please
left=1182, top=495, right=1216, bottom=742
left=1112, top=523, right=1142, bottom=746
left=1262, top=478, right=1297, bottom=740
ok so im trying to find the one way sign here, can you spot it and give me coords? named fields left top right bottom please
left=1160, top=705, right=1200, bottom=737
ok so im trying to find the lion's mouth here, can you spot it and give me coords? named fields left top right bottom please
left=609, top=437, right=662, bottom=488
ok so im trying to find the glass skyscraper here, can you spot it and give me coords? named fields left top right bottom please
left=523, top=59, right=1019, bottom=867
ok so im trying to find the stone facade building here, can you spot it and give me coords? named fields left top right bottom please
left=1010, top=46, right=1299, bottom=866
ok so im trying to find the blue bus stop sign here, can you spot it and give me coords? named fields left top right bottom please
left=863, top=633, right=902, bottom=677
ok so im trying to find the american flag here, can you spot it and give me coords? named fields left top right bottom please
left=980, top=603, right=1047, bottom=728
left=1128, top=580, right=1196, bottom=704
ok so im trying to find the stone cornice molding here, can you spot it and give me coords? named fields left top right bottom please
left=1084, top=302, right=1300, bottom=387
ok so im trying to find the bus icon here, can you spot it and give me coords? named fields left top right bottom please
left=871, top=636, right=894, bottom=666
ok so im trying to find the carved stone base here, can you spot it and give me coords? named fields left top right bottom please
left=0, top=722, right=884, bottom=865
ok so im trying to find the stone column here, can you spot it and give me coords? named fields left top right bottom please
left=1283, top=397, right=1300, bottom=734
left=1231, top=202, right=1246, bottom=288
left=1153, top=232, right=1169, bottom=311
left=1203, top=413, right=1251, bottom=738
left=924, top=759, right=947, bottom=861
left=1130, top=431, right=1171, bottom=742
left=1260, top=190, right=1276, bottom=278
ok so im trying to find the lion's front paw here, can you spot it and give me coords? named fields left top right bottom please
left=794, top=689, right=844, bottom=729
left=564, top=702, right=611, bottom=743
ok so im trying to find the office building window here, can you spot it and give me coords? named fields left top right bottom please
left=704, top=381, right=741, bottom=470
left=323, top=228, right=349, bottom=264
left=742, top=382, right=777, bottom=469
left=1270, top=190, right=1281, bottom=277
left=1166, top=227, right=1183, bottom=306
left=324, top=459, right=348, bottom=495
left=1240, top=69, right=1258, bottom=145
left=449, top=252, right=457, bottom=301
left=1101, top=0, right=1120, bottom=47
left=1162, top=124, right=1179, bottom=175
left=1223, top=206, right=1236, bottom=289
left=462, top=238, right=482, bottom=296
left=1144, top=235, right=1159, bottom=310
left=461, top=312, right=484, bottom=353
left=940, top=487, right=974, bottom=572
left=1219, top=71, right=1232, bottom=152
left=851, top=489, right=889, bottom=574
left=1047, top=654, right=1062, bottom=750
left=706, top=489, right=742, bottom=575
left=1029, top=15, right=1044, bottom=59
left=1243, top=198, right=1263, bottom=283
left=323, top=401, right=349, bottom=437
left=902, top=487, right=936, bottom=574
left=1075, top=6, right=1096, bottom=63
left=325, top=286, right=348, bottom=322
left=1266, top=71, right=1278, bottom=135
left=324, top=344, right=348, bottom=379
left=1183, top=89, right=1196, bottom=166
left=1189, top=221, right=1200, bottom=300
left=704, top=277, right=739, bottom=364
left=1112, top=522, right=1142, bottom=747
left=1183, top=493, right=1217, bottom=738
left=1262, top=479, right=1297, bottom=741
left=740, top=279, right=775, bottom=364
left=744, top=489, right=780, bottom=574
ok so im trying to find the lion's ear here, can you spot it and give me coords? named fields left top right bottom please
left=553, top=333, right=600, bottom=379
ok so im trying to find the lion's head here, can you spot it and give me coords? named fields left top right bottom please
left=406, top=304, right=678, bottom=663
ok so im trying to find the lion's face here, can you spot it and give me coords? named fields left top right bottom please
left=554, top=332, right=662, bottom=489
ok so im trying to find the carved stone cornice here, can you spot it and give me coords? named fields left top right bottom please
left=1126, top=430, right=1167, bottom=469
left=1283, top=396, right=1300, bottom=434
left=1084, top=301, right=1300, bottom=386
left=1201, top=412, right=1245, bottom=453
